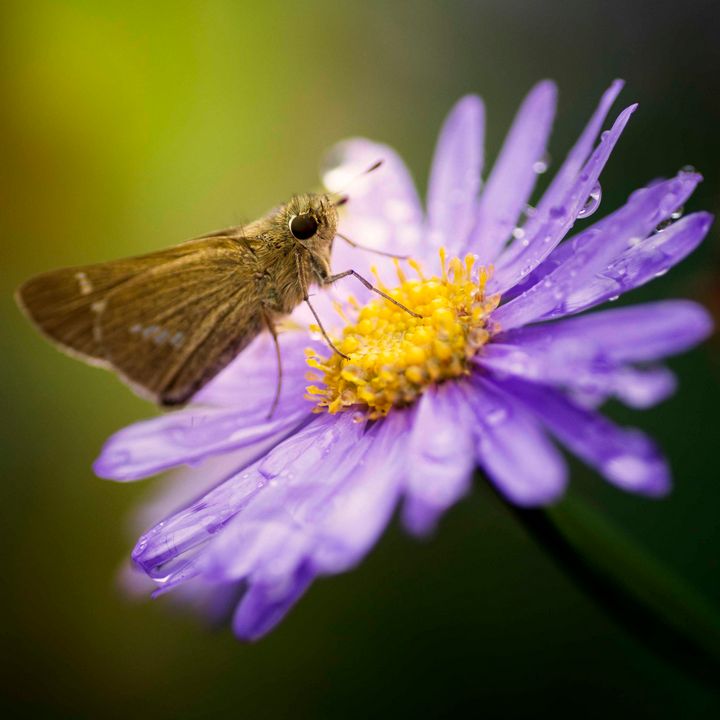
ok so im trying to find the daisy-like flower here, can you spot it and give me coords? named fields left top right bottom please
left=96, top=80, right=713, bottom=640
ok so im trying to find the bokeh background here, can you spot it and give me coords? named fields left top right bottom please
left=2, top=1, right=719, bottom=717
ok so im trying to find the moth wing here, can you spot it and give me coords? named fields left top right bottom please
left=16, top=239, right=216, bottom=363
left=100, top=241, right=263, bottom=405
left=18, top=237, right=264, bottom=405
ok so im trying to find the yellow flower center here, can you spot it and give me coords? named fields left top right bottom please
left=305, top=249, right=501, bottom=419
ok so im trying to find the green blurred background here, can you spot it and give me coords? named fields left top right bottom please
left=2, top=1, right=719, bottom=717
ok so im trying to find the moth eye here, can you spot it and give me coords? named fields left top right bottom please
left=289, top=214, right=319, bottom=240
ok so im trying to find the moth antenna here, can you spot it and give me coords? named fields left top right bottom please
left=330, top=159, right=384, bottom=206
left=336, top=232, right=409, bottom=260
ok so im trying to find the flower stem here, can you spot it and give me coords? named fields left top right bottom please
left=508, top=493, right=720, bottom=688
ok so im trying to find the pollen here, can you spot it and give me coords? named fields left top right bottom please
left=306, top=249, right=501, bottom=419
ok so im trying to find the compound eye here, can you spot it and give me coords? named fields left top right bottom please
left=289, top=214, right=319, bottom=240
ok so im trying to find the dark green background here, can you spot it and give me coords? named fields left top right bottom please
left=2, top=1, right=719, bottom=717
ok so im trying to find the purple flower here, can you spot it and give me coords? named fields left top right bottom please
left=96, top=80, right=713, bottom=640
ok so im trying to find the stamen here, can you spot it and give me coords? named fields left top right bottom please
left=306, top=249, right=501, bottom=419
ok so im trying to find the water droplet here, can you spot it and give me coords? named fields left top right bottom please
left=532, top=152, right=551, bottom=174
left=670, top=206, right=684, bottom=220
left=577, top=183, right=602, bottom=218
left=608, top=295, right=620, bottom=302
left=654, top=268, right=668, bottom=277
left=512, top=227, right=526, bottom=240
left=679, top=164, right=696, bottom=174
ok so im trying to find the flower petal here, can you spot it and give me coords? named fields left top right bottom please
left=546, top=211, right=713, bottom=318
left=478, top=300, right=710, bottom=407
left=498, top=377, right=671, bottom=496
left=129, top=415, right=338, bottom=583
left=94, top=332, right=314, bottom=481
left=426, top=95, right=485, bottom=256
left=478, top=343, right=677, bottom=409
left=322, top=138, right=425, bottom=287
left=232, top=562, right=315, bottom=641
left=518, top=80, right=624, bottom=252
left=493, top=103, right=637, bottom=294
left=468, top=376, right=568, bottom=506
left=492, top=175, right=702, bottom=329
left=470, top=81, right=557, bottom=263
left=199, top=413, right=368, bottom=583
left=310, top=411, right=411, bottom=573
left=492, top=300, right=713, bottom=364
left=605, top=366, right=677, bottom=409
left=192, top=331, right=313, bottom=405
left=402, top=383, right=475, bottom=535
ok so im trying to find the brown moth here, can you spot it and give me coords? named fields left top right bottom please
left=17, top=182, right=413, bottom=412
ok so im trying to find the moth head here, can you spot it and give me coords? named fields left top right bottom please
left=286, top=193, right=339, bottom=255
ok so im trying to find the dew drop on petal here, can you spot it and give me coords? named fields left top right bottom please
left=671, top=206, right=684, bottom=220
left=532, top=152, right=551, bottom=174
left=577, top=183, right=602, bottom=219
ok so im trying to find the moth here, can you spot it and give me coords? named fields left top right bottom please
left=17, top=170, right=414, bottom=412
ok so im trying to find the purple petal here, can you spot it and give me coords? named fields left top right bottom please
left=547, top=211, right=713, bottom=318
left=470, top=81, right=557, bottom=263
left=310, top=411, right=411, bottom=573
left=493, top=103, right=637, bottom=294
left=479, top=299, right=709, bottom=409
left=130, top=415, right=339, bottom=583
left=468, top=377, right=568, bottom=506
left=498, top=377, right=671, bottom=496
left=492, top=300, right=712, bottom=365
left=322, top=138, right=425, bottom=288
left=192, top=331, right=313, bottom=405
left=232, top=562, right=315, bottom=641
left=426, top=95, right=485, bottom=256
left=94, top=332, right=315, bottom=481
left=606, top=366, right=677, bottom=409
left=402, top=383, right=475, bottom=535
left=493, top=174, right=702, bottom=329
left=206, top=412, right=409, bottom=582
left=131, top=446, right=272, bottom=532
left=492, top=300, right=713, bottom=364
left=478, top=342, right=677, bottom=409
left=518, top=80, right=624, bottom=251
left=199, top=413, right=369, bottom=583
left=94, top=402, right=310, bottom=482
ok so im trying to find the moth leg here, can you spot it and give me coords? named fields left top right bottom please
left=304, top=296, right=349, bottom=360
left=324, top=269, right=421, bottom=318
left=295, top=250, right=349, bottom=360
left=261, top=307, right=283, bottom=419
